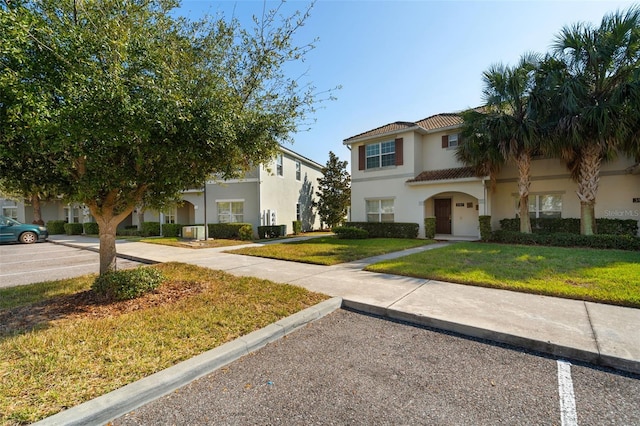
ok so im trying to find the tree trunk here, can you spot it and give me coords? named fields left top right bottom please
left=516, top=151, right=532, bottom=233
left=576, top=144, right=601, bottom=236
left=31, top=194, right=44, bottom=225
left=87, top=197, right=135, bottom=275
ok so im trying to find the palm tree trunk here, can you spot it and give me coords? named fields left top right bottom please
left=576, top=144, right=601, bottom=236
left=517, top=151, right=532, bottom=233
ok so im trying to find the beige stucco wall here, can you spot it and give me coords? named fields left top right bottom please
left=421, top=130, right=464, bottom=171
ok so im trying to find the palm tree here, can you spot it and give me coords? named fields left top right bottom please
left=543, top=6, right=640, bottom=235
left=459, top=54, right=540, bottom=233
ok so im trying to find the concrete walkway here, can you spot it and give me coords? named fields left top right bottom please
left=48, top=234, right=640, bottom=375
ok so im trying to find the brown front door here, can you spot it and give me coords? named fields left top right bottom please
left=434, top=199, right=452, bottom=234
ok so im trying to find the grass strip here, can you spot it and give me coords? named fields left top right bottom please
left=0, top=263, right=327, bottom=425
left=365, top=242, right=640, bottom=307
left=227, top=236, right=436, bottom=265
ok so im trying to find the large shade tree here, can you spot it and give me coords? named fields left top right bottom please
left=539, top=6, right=640, bottom=235
left=458, top=54, right=541, bottom=233
left=0, top=0, right=323, bottom=273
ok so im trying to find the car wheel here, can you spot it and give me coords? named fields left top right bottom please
left=19, top=232, right=37, bottom=244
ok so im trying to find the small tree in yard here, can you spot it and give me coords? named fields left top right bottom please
left=1, top=0, right=327, bottom=274
left=315, top=151, right=351, bottom=229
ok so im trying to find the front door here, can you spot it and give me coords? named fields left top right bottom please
left=434, top=198, right=452, bottom=234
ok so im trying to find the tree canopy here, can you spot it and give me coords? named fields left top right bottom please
left=0, top=0, right=324, bottom=272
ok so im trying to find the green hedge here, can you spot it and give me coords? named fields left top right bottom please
left=479, top=215, right=492, bottom=242
left=46, top=220, right=66, bottom=235
left=333, top=226, right=369, bottom=239
left=424, top=217, right=436, bottom=239
left=499, top=217, right=638, bottom=236
left=258, top=225, right=286, bottom=239
left=92, top=267, right=165, bottom=300
left=83, top=222, right=99, bottom=235
left=162, top=223, right=182, bottom=238
left=117, top=228, right=141, bottom=237
left=63, top=223, right=84, bottom=235
left=491, top=230, right=640, bottom=251
left=208, top=223, right=254, bottom=239
left=344, top=222, right=419, bottom=239
left=140, top=222, right=160, bottom=237
left=292, top=220, right=302, bottom=235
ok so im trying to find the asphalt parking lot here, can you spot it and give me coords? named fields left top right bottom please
left=114, top=309, right=640, bottom=426
left=0, top=241, right=142, bottom=288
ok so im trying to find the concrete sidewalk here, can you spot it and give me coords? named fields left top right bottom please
left=48, top=234, right=640, bottom=375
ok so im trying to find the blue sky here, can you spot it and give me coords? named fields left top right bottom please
left=176, top=0, right=637, bottom=166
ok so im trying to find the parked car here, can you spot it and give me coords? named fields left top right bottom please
left=0, top=215, right=49, bottom=244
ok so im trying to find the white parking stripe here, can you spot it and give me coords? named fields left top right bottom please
left=558, top=360, right=578, bottom=426
left=0, top=263, right=99, bottom=277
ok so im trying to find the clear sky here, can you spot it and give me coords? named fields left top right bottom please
left=176, top=0, right=637, bottom=166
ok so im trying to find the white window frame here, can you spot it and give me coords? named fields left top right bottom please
left=515, top=194, right=562, bottom=219
left=164, top=208, right=177, bottom=224
left=295, top=160, right=301, bottom=181
left=276, top=153, right=283, bottom=177
left=2, top=206, right=18, bottom=220
left=366, top=199, right=395, bottom=223
left=217, top=200, right=244, bottom=223
left=447, top=134, right=459, bottom=148
left=366, top=141, right=395, bottom=169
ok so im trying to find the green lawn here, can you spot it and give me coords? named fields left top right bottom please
left=227, top=236, right=436, bottom=265
left=0, top=263, right=327, bottom=425
left=365, top=242, right=640, bottom=308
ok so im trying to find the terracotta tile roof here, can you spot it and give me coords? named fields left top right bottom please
left=407, top=166, right=478, bottom=183
left=344, top=121, right=417, bottom=142
left=344, top=113, right=464, bottom=143
left=414, top=113, right=463, bottom=130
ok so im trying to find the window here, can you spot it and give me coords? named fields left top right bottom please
left=366, top=199, right=394, bottom=223
left=164, top=209, right=176, bottom=224
left=64, top=206, right=80, bottom=223
left=516, top=194, right=562, bottom=219
left=366, top=141, right=395, bottom=169
left=442, top=133, right=459, bottom=149
left=2, top=206, right=17, bottom=220
left=217, top=201, right=244, bottom=223
left=295, top=160, right=301, bottom=181
left=276, top=153, right=283, bottom=176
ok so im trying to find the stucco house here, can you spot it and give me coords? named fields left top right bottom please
left=1, top=145, right=324, bottom=235
left=344, top=112, right=640, bottom=239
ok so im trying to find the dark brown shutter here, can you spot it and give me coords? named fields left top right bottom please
left=395, top=138, right=403, bottom=165
left=441, top=135, right=448, bottom=148
left=358, top=145, right=365, bottom=170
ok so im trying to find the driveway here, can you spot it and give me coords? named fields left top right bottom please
left=0, top=241, right=141, bottom=288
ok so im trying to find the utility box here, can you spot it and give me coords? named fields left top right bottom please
left=182, top=225, right=206, bottom=240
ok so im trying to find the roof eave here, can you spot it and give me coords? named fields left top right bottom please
left=405, top=176, right=486, bottom=186
left=343, top=125, right=425, bottom=145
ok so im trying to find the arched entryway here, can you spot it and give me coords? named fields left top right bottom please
left=424, top=191, right=480, bottom=239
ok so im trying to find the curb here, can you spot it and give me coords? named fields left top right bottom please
left=342, top=299, right=640, bottom=376
left=32, top=297, right=343, bottom=426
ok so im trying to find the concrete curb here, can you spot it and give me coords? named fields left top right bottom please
left=342, top=299, right=639, bottom=375
left=33, top=297, right=343, bottom=426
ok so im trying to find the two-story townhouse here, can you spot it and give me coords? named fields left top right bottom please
left=345, top=112, right=640, bottom=239
left=2, top=145, right=324, bottom=235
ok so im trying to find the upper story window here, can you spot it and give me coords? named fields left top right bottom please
left=442, top=133, right=460, bottom=149
left=276, top=153, right=283, bottom=176
left=295, top=160, right=301, bottom=180
left=359, top=138, right=403, bottom=170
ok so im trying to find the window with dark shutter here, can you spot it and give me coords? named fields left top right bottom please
left=395, top=138, right=403, bottom=166
left=359, top=145, right=365, bottom=170
left=442, top=135, right=448, bottom=148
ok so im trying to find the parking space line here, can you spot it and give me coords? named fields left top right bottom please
left=557, top=360, right=578, bottom=426
left=0, top=253, right=96, bottom=266
left=0, top=263, right=99, bottom=277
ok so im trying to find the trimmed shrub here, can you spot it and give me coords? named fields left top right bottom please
left=140, top=221, right=160, bottom=237
left=46, top=220, right=66, bottom=235
left=117, top=228, right=141, bottom=237
left=83, top=222, right=99, bottom=235
left=490, top=230, right=640, bottom=251
left=239, top=224, right=254, bottom=241
left=479, top=215, right=492, bottom=242
left=344, top=222, right=419, bottom=239
left=92, top=267, right=165, bottom=300
left=208, top=223, right=253, bottom=239
left=499, top=217, right=637, bottom=236
left=424, top=217, right=436, bottom=239
left=162, top=223, right=182, bottom=238
left=333, top=226, right=369, bottom=239
left=292, top=220, right=302, bottom=235
left=258, top=225, right=286, bottom=239
left=64, top=223, right=84, bottom=235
